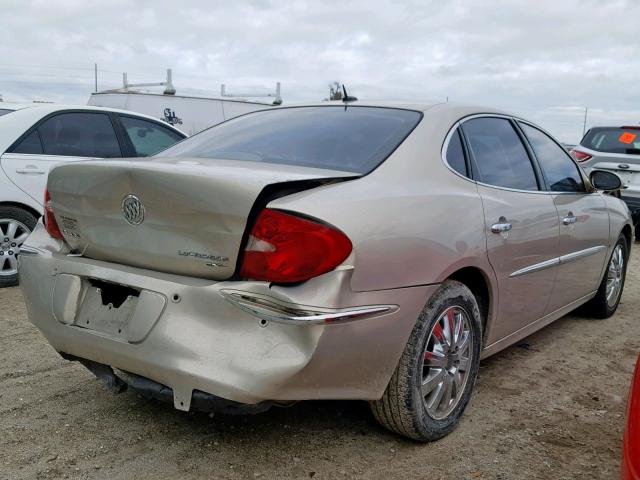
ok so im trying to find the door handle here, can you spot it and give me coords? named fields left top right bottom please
left=562, top=213, right=577, bottom=225
left=15, top=166, right=45, bottom=174
left=491, top=222, right=513, bottom=234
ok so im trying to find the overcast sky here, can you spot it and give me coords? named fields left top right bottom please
left=1, top=0, right=639, bottom=142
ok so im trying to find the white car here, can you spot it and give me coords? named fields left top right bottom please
left=0, top=103, right=186, bottom=286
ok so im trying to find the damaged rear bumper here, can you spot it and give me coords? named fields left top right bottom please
left=66, top=354, right=273, bottom=414
left=19, top=223, right=437, bottom=411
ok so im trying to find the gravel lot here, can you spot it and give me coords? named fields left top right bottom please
left=1, top=246, right=639, bottom=480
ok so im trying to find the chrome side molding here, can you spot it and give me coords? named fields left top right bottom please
left=559, top=245, right=606, bottom=264
left=220, top=289, right=398, bottom=325
left=510, top=258, right=559, bottom=278
left=510, top=245, right=607, bottom=278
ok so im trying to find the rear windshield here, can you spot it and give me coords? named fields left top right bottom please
left=160, top=106, right=422, bottom=174
left=582, top=127, right=640, bottom=155
left=0, top=108, right=14, bottom=117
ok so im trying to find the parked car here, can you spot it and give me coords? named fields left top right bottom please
left=623, top=354, right=640, bottom=479
left=571, top=126, right=640, bottom=239
left=0, top=103, right=186, bottom=286
left=19, top=103, right=631, bottom=442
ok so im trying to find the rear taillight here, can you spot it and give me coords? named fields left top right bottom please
left=570, top=149, right=592, bottom=162
left=240, top=209, right=352, bottom=283
left=44, top=188, right=63, bottom=240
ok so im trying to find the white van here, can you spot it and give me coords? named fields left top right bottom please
left=88, top=90, right=278, bottom=136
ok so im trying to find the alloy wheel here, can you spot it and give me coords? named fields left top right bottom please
left=606, top=244, right=624, bottom=308
left=0, top=219, right=31, bottom=277
left=421, top=306, right=474, bottom=420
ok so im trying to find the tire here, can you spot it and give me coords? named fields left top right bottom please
left=370, top=280, right=482, bottom=442
left=631, top=211, right=640, bottom=242
left=0, top=206, right=38, bottom=288
left=584, top=234, right=628, bottom=319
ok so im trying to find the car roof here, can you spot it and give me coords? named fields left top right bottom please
left=292, top=100, right=441, bottom=111
left=259, top=100, right=513, bottom=117
left=0, top=102, right=184, bottom=125
left=2, top=99, right=511, bottom=116
left=586, top=126, right=640, bottom=130
left=269, top=100, right=441, bottom=112
left=0, top=102, right=38, bottom=111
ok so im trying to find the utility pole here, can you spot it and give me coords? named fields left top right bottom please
left=582, top=107, right=588, bottom=137
left=94, top=63, right=98, bottom=93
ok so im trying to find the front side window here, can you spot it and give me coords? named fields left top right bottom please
left=519, top=123, right=585, bottom=193
left=119, top=116, right=184, bottom=156
left=160, top=106, right=422, bottom=174
left=462, top=117, right=539, bottom=191
left=37, top=112, right=121, bottom=158
left=445, top=128, right=467, bottom=176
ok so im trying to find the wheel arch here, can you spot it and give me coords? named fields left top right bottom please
left=446, top=266, right=495, bottom=342
left=0, top=201, right=42, bottom=221
left=621, top=223, right=633, bottom=250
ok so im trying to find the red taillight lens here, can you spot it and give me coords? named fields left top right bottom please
left=240, top=209, right=352, bottom=283
left=44, top=189, right=63, bottom=240
left=570, top=149, right=592, bottom=162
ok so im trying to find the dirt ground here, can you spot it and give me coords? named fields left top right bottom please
left=1, top=247, right=639, bottom=480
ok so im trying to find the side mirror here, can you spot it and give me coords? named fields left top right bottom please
left=590, top=170, right=622, bottom=192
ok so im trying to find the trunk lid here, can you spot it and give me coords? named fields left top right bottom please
left=47, top=157, right=357, bottom=280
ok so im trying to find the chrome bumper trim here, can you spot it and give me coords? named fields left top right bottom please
left=220, top=290, right=398, bottom=325
left=18, top=245, right=43, bottom=256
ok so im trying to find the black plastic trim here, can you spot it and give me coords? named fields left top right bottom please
left=510, top=119, right=548, bottom=191
left=515, top=119, right=587, bottom=193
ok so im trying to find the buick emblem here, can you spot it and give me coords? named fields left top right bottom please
left=122, top=195, right=145, bottom=225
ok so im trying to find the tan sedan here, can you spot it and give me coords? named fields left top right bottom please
left=19, top=102, right=631, bottom=441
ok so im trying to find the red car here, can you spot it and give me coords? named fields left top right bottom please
left=623, top=354, right=640, bottom=479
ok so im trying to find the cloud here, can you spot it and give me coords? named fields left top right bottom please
left=1, top=0, right=639, bottom=141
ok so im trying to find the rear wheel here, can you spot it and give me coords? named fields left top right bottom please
left=0, top=206, right=38, bottom=288
left=584, top=234, right=628, bottom=319
left=369, top=280, right=482, bottom=442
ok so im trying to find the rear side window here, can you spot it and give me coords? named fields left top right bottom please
left=582, top=128, right=640, bottom=154
left=12, top=130, right=43, bottom=154
left=445, top=129, right=467, bottom=176
left=462, top=117, right=539, bottom=191
left=519, top=123, right=585, bottom=193
left=160, top=106, right=422, bottom=174
left=119, top=116, right=184, bottom=156
left=38, top=112, right=122, bottom=158
left=0, top=109, right=14, bottom=117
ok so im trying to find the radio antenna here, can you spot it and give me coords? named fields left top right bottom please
left=341, top=84, right=358, bottom=102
